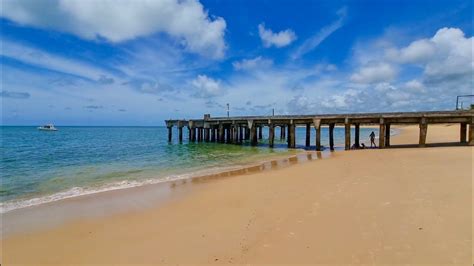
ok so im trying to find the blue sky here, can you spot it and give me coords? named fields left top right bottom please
left=1, top=0, right=472, bottom=125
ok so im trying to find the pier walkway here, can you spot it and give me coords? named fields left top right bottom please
left=165, top=110, right=474, bottom=150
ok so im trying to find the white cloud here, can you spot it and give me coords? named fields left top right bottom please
left=292, top=7, right=347, bottom=59
left=388, top=27, right=473, bottom=80
left=232, top=56, right=273, bottom=71
left=350, top=62, right=397, bottom=84
left=1, top=40, right=114, bottom=81
left=191, top=75, right=223, bottom=97
left=258, top=23, right=296, bottom=48
left=403, top=79, right=425, bottom=92
left=1, top=0, right=227, bottom=59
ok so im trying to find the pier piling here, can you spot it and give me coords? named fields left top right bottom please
left=469, top=123, right=474, bottom=145
left=385, top=124, right=391, bottom=147
left=328, top=123, right=335, bottom=150
left=305, top=123, right=311, bottom=147
left=313, top=119, right=322, bottom=151
left=165, top=110, right=472, bottom=149
left=419, top=118, right=428, bottom=147
left=379, top=118, right=386, bottom=149
left=269, top=123, right=275, bottom=148
left=354, top=123, right=360, bottom=148
left=460, top=123, right=467, bottom=143
left=345, top=118, right=351, bottom=150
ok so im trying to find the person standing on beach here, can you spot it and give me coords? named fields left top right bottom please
left=369, top=131, right=376, bottom=148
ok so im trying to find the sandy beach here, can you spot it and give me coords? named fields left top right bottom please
left=2, top=124, right=472, bottom=265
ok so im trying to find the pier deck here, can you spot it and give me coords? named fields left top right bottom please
left=165, top=110, right=474, bottom=150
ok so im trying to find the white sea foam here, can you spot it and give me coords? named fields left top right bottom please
left=0, top=163, right=263, bottom=214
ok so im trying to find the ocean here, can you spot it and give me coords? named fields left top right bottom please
left=1, top=126, right=378, bottom=213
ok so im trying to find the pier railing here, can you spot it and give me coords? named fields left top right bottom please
left=165, top=110, right=474, bottom=150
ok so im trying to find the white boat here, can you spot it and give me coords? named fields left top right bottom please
left=38, top=124, right=58, bottom=131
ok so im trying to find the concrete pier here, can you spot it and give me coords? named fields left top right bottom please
left=165, top=110, right=473, bottom=149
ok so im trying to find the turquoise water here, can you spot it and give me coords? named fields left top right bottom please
left=0, top=126, right=378, bottom=212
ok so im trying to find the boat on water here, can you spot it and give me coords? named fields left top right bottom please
left=38, top=124, right=58, bottom=131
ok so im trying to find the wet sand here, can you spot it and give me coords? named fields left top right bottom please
left=2, top=124, right=472, bottom=265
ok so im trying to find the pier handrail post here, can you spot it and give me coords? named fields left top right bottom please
left=313, top=119, right=322, bottom=151
left=379, top=118, right=386, bottom=149
left=344, top=117, right=351, bottom=150
left=268, top=120, right=275, bottom=148
left=419, top=117, right=428, bottom=147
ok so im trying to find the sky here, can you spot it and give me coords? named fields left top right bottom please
left=1, top=0, right=473, bottom=126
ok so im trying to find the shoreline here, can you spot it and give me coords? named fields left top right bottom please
left=2, top=124, right=472, bottom=264
left=1, top=147, right=332, bottom=237
left=2, top=125, right=382, bottom=215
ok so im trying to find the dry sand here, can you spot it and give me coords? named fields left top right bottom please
left=2, top=124, right=473, bottom=265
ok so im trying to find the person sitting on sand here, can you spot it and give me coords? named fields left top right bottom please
left=360, top=143, right=366, bottom=149
left=369, top=131, right=376, bottom=148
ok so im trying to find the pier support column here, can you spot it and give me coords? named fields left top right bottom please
left=460, top=123, right=467, bottom=143
left=245, top=127, right=250, bottom=140
left=468, top=123, right=474, bottom=146
left=269, top=123, right=275, bottom=148
left=288, top=121, right=296, bottom=148
left=197, top=128, right=202, bottom=142
left=258, top=126, right=263, bottom=140
left=178, top=126, right=183, bottom=143
left=239, top=126, right=244, bottom=143
left=354, top=123, right=360, bottom=148
left=226, top=127, right=231, bottom=143
left=167, top=126, right=172, bottom=142
left=419, top=118, right=427, bottom=147
left=211, top=127, right=216, bottom=142
left=233, top=124, right=238, bottom=144
left=281, top=126, right=286, bottom=140
left=313, top=119, right=321, bottom=151
left=204, top=129, right=210, bottom=142
left=218, top=123, right=224, bottom=143
left=379, top=119, right=386, bottom=149
left=305, top=123, right=311, bottom=147
left=189, top=127, right=196, bottom=142
left=248, top=120, right=257, bottom=146
left=385, top=124, right=391, bottom=147
left=329, top=123, right=335, bottom=151
left=345, top=118, right=351, bottom=150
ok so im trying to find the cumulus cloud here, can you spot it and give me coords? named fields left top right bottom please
left=403, top=79, right=425, bottom=93
left=350, top=62, right=397, bottom=84
left=1, top=90, right=31, bottom=99
left=258, top=23, right=296, bottom=48
left=232, top=56, right=273, bottom=71
left=1, top=0, right=227, bottom=58
left=192, top=75, right=223, bottom=97
left=388, top=27, right=473, bottom=82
